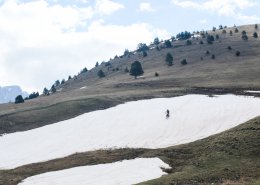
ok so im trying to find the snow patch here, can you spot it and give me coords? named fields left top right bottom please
left=80, top=86, right=86, bottom=90
left=1, top=94, right=260, bottom=169
left=245, top=90, right=260, bottom=93
left=18, top=158, right=169, bottom=185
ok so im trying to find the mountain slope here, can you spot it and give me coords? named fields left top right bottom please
left=0, top=24, right=260, bottom=135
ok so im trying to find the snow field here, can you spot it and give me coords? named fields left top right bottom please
left=18, top=158, right=170, bottom=185
left=1, top=94, right=260, bottom=169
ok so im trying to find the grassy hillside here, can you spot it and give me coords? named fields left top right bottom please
left=1, top=116, right=259, bottom=185
left=0, top=24, right=260, bottom=135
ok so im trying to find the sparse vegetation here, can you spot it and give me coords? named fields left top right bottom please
left=181, top=59, right=187, bottom=65
left=212, top=54, right=215, bottom=59
left=236, top=51, right=241, bottom=56
left=165, top=53, right=173, bottom=66
left=227, top=46, right=232, bottom=50
left=253, top=32, right=258, bottom=38
left=155, top=72, right=159, bottom=77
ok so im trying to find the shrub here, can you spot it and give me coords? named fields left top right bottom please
left=181, top=59, right=187, bottom=65
left=68, top=75, right=72, bottom=80
left=165, top=53, right=173, bottom=66
left=222, top=29, right=226, bottom=34
left=215, top=34, right=219, bottom=40
left=201, top=57, right=203, bottom=60
left=43, top=88, right=49, bottom=96
left=253, top=32, right=258, bottom=38
left=211, top=54, right=215, bottom=59
left=50, top=85, right=56, bottom=93
left=153, top=37, right=160, bottom=45
left=227, top=46, right=232, bottom=50
left=15, top=95, right=24, bottom=104
left=164, top=40, right=172, bottom=48
left=255, top=24, right=258, bottom=29
left=186, top=40, right=192, bottom=45
left=212, top=27, right=216, bottom=31
left=28, top=92, right=39, bottom=99
left=236, top=51, right=240, bottom=56
left=137, top=43, right=149, bottom=52
left=61, top=79, right=65, bottom=85
left=199, top=40, right=204, bottom=44
left=219, top=25, right=223, bottom=30
left=242, top=34, right=248, bottom=40
left=235, top=28, right=239, bottom=33
left=97, top=70, right=105, bottom=78
left=130, top=61, right=144, bottom=78
left=207, top=35, right=214, bottom=44
left=206, top=50, right=210, bottom=54
left=229, top=30, right=233, bottom=36
left=155, top=72, right=159, bottom=77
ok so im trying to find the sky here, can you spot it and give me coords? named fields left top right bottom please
left=0, top=0, right=259, bottom=93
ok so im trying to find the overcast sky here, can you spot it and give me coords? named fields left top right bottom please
left=1, top=0, right=260, bottom=93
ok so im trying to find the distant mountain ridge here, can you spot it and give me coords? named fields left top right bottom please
left=0, top=85, right=28, bottom=104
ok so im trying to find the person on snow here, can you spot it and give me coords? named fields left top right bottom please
left=166, top=109, right=170, bottom=119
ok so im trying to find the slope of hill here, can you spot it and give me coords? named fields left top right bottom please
left=0, top=24, right=260, bottom=185
left=0, top=86, right=28, bottom=104
left=1, top=24, right=260, bottom=135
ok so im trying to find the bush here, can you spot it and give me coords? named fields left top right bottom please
left=15, top=95, right=24, bottom=104
left=165, top=53, right=173, bottom=66
left=253, top=32, right=258, bottom=38
left=227, top=46, right=232, bottom=50
left=199, top=40, right=203, bottom=44
left=211, top=54, right=215, bottom=59
left=207, top=35, right=214, bottom=44
left=229, top=30, right=233, bottom=36
left=97, top=69, right=105, bottom=78
left=236, top=51, right=240, bottom=56
left=200, top=57, right=203, bottom=60
left=130, top=61, right=144, bottom=78
left=43, top=87, right=49, bottom=95
left=68, top=75, right=72, bottom=80
left=242, top=34, right=248, bottom=40
left=206, top=50, right=210, bottom=54
left=50, top=85, right=56, bottom=93
left=153, top=37, right=160, bottom=45
left=222, top=29, right=226, bottom=34
left=215, top=34, right=219, bottom=40
left=61, top=79, right=65, bottom=85
left=137, top=43, right=149, bottom=52
left=212, top=27, right=216, bottom=31
left=181, top=59, right=187, bottom=65
left=164, top=40, right=172, bottom=48
left=155, top=72, right=159, bottom=77
left=255, top=24, right=258, bottom=29
left=219, top=25, right=223, bottom=30
left=186, top=40, right=192, bottom=45
left=28, top=92, right=39, bottom=99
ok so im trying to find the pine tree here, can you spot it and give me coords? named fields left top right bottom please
left=130, top=61, right=144, bottom=78
left=165, top=53, right=173, bottom=66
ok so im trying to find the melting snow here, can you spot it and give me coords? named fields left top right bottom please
left=1, top=94, right=260, bottom=169
left=18, top=158, right=169, bottom=185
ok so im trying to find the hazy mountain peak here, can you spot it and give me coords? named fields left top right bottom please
left=0, top=85, right=28, bottom=104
